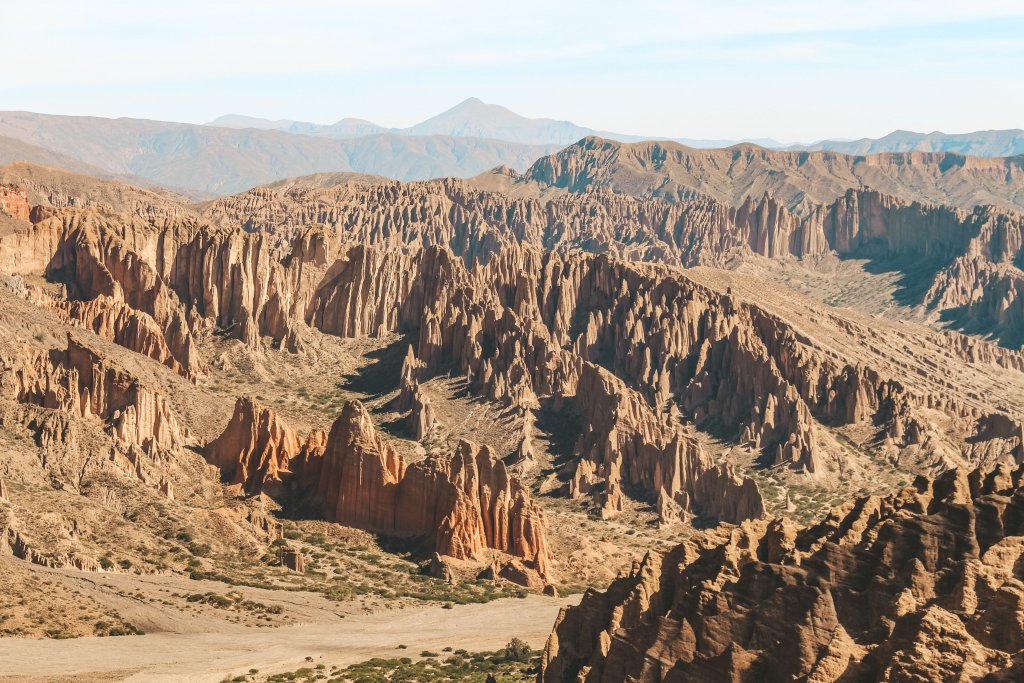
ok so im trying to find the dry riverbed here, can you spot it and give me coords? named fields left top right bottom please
left=0, top=559, right=575, bottom=683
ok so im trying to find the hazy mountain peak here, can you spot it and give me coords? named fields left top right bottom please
left=404, top=97, right=596, bottom=145
left=206, top=114, right=297, bottom=130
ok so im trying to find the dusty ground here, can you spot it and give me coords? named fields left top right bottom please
left=0, top=557, right=574, bottom=683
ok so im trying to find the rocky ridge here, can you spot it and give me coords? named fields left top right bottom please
left=539, top=463, right=1024, bottom=682
left=201, top=174, right=1024, bottom=347
left=521, top=136, right=1024, bottom=214
left=3, top=193, right=1021, bottom=525
left=204, top=397, right=551, bottom=581
left=9, top=333, right=185, bottom=456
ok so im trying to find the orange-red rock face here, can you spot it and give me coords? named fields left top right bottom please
left=306, top=401, right=550, bottom=577
left=0, top=184, right=32, bottom=222
left=540, top=464, right=1024, bottom=682
left=10, top=334, right=184, bottom=455
left=205, top=399, right=551, bottom=577
left=205, top=397, right=320, bottom=496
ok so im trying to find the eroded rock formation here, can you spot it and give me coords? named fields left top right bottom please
left=0, top=183, right=32, bottom=222
left=539, top=464, right=1024, bottom=682
left=4, top=196, right=1020, bottom=525
left=9, top=334, right=184, bottom=455
left=563, top=362, right=765, bottom=523
left=309, top=402, right=550, bottom=576
left=205, top=398, right=551, bottom=578
left=205, top=397, right=323, bottom=496
left=203, top=173, right=1024, bottom=348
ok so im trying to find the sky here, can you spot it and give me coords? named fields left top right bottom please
left=2, top=1, right=1023, bottom=142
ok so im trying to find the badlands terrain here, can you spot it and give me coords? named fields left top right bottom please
left=0, top=137, right=1023, bottom=681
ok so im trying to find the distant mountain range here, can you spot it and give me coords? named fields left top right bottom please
left=0, top=110, right=558, bottom=196
left=207, top=97, right=783, bottom=148
left=0, top=98, right=1021, bottom=198
left=795, top=129, right=1024, bottom=157
left=209, top=98, right=1024, bottom=158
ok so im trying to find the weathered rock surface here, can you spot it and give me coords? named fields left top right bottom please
left=0, top=183, right=32, bottom=222
left=206, top=399, right=551, bottom=578
left=205, top=397, right=321, bottom=496
left=539, top=464, right=1024, bottom=682
left=562, top=362, right=765, bottom=523
left=9, top=334, right=184, bottom=455
left=4, top=194, right=1021, bottom=523
left=203, top=171, right=1024, bottom=347
left=521, top=136, right=1024, bottom=214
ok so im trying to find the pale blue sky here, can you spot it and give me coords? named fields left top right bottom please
left=3, top=1, right=1023, bottom=141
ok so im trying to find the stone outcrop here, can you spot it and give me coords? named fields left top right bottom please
left=2, top=213, right=205, bottom=379
left=205, top=397, right=323, bottom=496
left=279, top=545, right=304, bottom=573
left=539, top=464, right=1024, bottom=682
left=10, top=334, right=184, bottom=455
left=205, top=398, right=551, bottom=579
left=39, top=293, right=194, bottom=379
left=307, top=401, right=550, bottom=578
left=0, top=183, right=32, bottom=222
left=562, top=362, right=765, bottom=523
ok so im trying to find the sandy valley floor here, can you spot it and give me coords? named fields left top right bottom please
left=0, top=558, right=574, bottom=683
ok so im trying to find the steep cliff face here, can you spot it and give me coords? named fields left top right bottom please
left=540, top=464, right=1024, bottom=682
left=3, top=201, right=1019, bottom=523
left=309, top=401, right=550, bottom=578
left=203, top=176, right=1024, bottom=347
left=204, top=399, right=551, bottom=578
left=305, top=403, right=549, bottom=573
left=10, top=334, right=185, bottom=455
left=205, top=397, right=323, bottom=495
left=5, top=212, right=204, bottom=379
left=0, top=183, right=32, bottom=222
left=563, top=362, right=765, bottom=524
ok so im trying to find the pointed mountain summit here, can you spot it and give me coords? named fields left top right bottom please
left=402, top=97, right=599, bottom=145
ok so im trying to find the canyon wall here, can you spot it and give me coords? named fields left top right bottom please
left=539, top=463, right=1024, bottom=682
left=10, top=334, right=184, bottom=455
left=205, top=398, right=551, bottom=578
left=2, top=181, right=1021, bottom=532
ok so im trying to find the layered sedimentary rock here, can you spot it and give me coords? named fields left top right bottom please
left=0, top=183, right=32, bottom=222
left=540, top=464, right=1024, bottom=682
left=563, top=362, right=764, bottom=523
left=205, top=398, right=551, bottom=577
left=205, top=397, right=324, bottom=495
left=310, top=401, right=550, bottom=577
left=10, top=334, right=184, bottom=454
left=204, top=174, right=1024, bottom=347
left=40, top=293, right=192, bottom=378
left=3, top=212, right=204, bottom=378
left=3, top=171, right=1022, bottom=535
left=6, top=201, right=1020, bottom=519
left=521, top=136, right=1024, bottom=213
